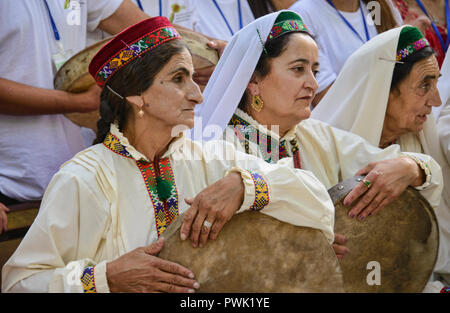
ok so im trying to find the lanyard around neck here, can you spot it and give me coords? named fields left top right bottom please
left=415, top=0, right=450, bottom=52
left=211, top=0, right=243, bottom=36
left=43, top=0, right=61, bottom=41
left=326, top=0, right=370, bottom=43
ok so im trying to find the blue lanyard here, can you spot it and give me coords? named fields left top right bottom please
left=415, top=0, right=450, bottom=52
left=326, top=0, right=370, bottom=43
left=211, top=0, right=243, bottom=36
left=136, top=0, right=144, bottom=11
left=43, top=0, right=61, bottom=41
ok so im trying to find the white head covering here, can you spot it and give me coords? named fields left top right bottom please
left=191, top=11, right=287, bottom=141
left=312, top=25, right=450, bottom=211
left=434, top=50, right=450, bottom=119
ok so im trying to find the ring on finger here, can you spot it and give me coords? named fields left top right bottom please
left=203, top=220, right=213, bottom=229
left=362, top=179, right=371, bottom=189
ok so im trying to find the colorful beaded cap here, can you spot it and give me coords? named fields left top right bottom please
left=89, top=17, right=181, bottom=88
left=267, top=11, right=309, bottom=41
left=396, top=26, right=430, bottom=61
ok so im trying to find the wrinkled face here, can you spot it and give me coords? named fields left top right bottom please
left=252, top=32, right=319, bottom=126
left=140, top=48, right=203, bottom=130
left=386, top=55, right=441, bottom=134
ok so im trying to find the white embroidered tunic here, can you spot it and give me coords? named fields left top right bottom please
left=2, top=124, right=336, bottom=293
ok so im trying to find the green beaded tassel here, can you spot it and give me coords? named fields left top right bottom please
left=156, top=176, right=172, bottom=201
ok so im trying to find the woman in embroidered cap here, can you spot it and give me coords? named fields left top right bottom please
left=1, top=17, right=337, bottom=293
left=194, top=12, right=445, bottom=291
left=311, top=26, right=449, bottom=292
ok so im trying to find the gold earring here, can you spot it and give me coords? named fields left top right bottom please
left=251, top=95, right=264, bottom=112
left=138, top=109, right=144, bottom=118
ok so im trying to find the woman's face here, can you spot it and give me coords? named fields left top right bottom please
left=250, top=32, right=319, bottom=127
left=139, top=48, right=203, bottom=130
left=386, top=55, right=441, bottom=134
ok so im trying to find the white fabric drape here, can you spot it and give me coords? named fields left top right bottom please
left=435, top=50, right=450, bottom=119
left=191, top=11, right=287, bottom=141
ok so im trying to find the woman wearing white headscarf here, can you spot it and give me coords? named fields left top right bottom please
left=194, top=11, right=444, bottom=291
left=312, top=26, right=450, bottom=291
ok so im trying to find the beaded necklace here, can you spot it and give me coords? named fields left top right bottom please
left=229, top=113, right=302, bottom=169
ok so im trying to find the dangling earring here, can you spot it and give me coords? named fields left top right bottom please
left=251, top=95, right=264, bottom=112
left=138, top=109, right=144, bottom=118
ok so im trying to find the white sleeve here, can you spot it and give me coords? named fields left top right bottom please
left=1, top=170, right=111, bottom=293
left=86, top=0, right=124, bottom=32
left=200, top=140, right=335, bottom=244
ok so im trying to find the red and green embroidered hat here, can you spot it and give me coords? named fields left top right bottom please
left=89, top=17, right=181, bottom=88
left=396, top=26, right=430, bottom=62
left=267, top=11, right=310, bottom=41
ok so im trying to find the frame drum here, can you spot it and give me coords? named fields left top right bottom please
left=158, top=211, right=345, bottom=292
left=329, top=176, right=439, bottom=292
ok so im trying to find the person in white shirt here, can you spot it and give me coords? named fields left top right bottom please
left=0, top=1, right=149, bottom=219
left=289, top=0, right=402, bottom=107
left=195, top=0, right=255, bottom=41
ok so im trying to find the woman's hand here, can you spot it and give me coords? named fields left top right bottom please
left=333, top=233, right=349, bottom=260
left=106, top=238, right=200, bottom=293
left=0, top=202, right=10, bottom=235
left=180, top=172, right=245, bottom=248
left=344, top=157, right=424, bottom=221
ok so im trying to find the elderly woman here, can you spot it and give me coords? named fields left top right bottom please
left=1, top=17, right=336, bottom=293
left=312, top=25, right=449, bottom=291
left=194, top=11, right=444, bottom=290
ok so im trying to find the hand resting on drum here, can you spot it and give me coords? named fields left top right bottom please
left=180, top=172, right=245, bottom=248
left=105, top=238, right=200, bottom=293
left=343, top=156, right=425, bottom=221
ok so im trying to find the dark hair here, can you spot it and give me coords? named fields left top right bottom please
left=238, top=31, right=314, bottom=110
left=390, top=46, right=435, bottom=93
left=93, top=39, right=187, bottom=144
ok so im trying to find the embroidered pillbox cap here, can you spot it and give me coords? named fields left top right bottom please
left=89, top=17, right=181, bottom=88
left=396, top=26, right=430, bottom=61
left=267, top=11, right=310, bottom=41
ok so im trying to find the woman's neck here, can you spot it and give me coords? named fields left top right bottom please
left=380, top=123, right=405, bottom=149
left=331, top=0, right=360, bottom=12
left=123, top=119, right=174, bottom=161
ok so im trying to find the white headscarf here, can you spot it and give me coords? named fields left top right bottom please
left=311, top=26, right=450, bottom=200
left=191, top=11, right=286, bottom=141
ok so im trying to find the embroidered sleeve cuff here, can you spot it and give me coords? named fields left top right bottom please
left=403, top=154, right=432, bottom=190
left=81, top=266, right=97, bottom=293
left=226, top=167, right=270, bottom=213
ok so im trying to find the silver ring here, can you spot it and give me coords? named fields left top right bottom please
left=203, top=220, right=212, bottom=229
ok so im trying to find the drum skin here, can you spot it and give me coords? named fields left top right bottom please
left=330, top=176, right=439, bottom=293
left=158, top=211, right=345, bottom=293
left=53, top=28, right=219, bottom=131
